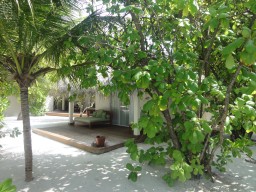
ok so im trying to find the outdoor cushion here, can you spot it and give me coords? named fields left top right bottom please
left=74, top=109, right=111, bottom=128
left=101, top=111, right=106, bottom=119
left=92, top=111, right=97, bottom=117
left=105, top=114, right=110, bottom=119
left=95, top=110, right=104, bottom=118
left=74, top=117, right=107, bottom=123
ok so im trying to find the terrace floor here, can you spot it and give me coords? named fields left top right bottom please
left=45, top=111, right=81, bottom=117
left=32, top=116, right=138, bottom=154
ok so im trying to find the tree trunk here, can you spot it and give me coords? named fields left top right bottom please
left=204, top=64, right=242, bottom=174
left=162, top=110, right=181, bottom=150
left=20, top=86, right=33, bottom=181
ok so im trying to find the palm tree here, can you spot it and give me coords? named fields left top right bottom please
left=0, top=0, right=98, bottom=181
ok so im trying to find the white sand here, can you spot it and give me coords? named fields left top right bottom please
left=0, top=116, right=256, bottom=192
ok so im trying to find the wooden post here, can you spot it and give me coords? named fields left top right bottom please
left=69, top=93, right=74, bottom=125
left=62, top=96, right=65, bottom=111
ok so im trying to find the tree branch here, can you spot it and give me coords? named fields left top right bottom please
left=70, top=61, right=95, bottom=69
left=32, top=67, right=56, bottom=79
left=203, top=23, right=220, bottom=76
left=125, top=0, right=146, bottom=52
left=206, top=64, right=242, bottom=169
left=153, top=88, right=181, bottom=150
left=0, top=56, right=17, bottom=73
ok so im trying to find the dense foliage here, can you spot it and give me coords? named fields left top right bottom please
left=72, top=0, right=256, bottom=186
left=28, top=77, right=53, bottom=116
left=0, top=71, right=21, bottom=149
left=0, top=66, right=18, bottom=121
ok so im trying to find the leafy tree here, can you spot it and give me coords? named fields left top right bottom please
left=75, top=0, right=256, bottom=186
left=0, top=66, right=18, bottom=121
left=28, top=76, right=53, bottom=116
left=0, top=0, right=99, bottom=181
left=0, top=95, right=9, bottom=123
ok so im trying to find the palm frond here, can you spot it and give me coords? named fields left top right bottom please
left=40, top=11, right=100, bottom=64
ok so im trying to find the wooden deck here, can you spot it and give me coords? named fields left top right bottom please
left=45, top=111, right=82, bottom=117
left=32, top=119, right=141, bottom=154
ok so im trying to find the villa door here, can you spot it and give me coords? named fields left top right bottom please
left=111, top=93, right=130, bottom=127
left=120, top=105, right=129, bottom=126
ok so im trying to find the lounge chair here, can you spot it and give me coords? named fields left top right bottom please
left=74, top=109, right=111, bottom=128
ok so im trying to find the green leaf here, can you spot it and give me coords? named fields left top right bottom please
left=221, top=18, right=229, bottom=28
left=209, top=18, right=219, bottom=31
left=128, top=172, right=138, bottom=182
left=189, top=131, right=198, bottom=144
left=138, top=51, right=147, bottom=59
left=245, top=40, right=256, bottom=54
left=240, top=51, right=256, bottom=65
left=0, top=179, right=16, bottom=192
left=225, top=54, right=236, bottom=69
left=183, top=5, right=189, bottom=17
left=172, top=150, right=183, bottom=161
left=134, top=166, right=142, bottom=172
left=140, top=76, right=150, bottom=89
left=125, top=139, right=138, bottom=160
left=126, top=163, right=134, bottom=171
left=142, top=100, right=154, bottom=112
left=178, top=170, right=186, bottom=182
left=231, top=148, right=240, bottom=158
left=198, top=95, right=208, bottom=104
left=187, top=82, right=198, bottom=92
left=139, top=116, right=149, bottom=128
left=158, top=96, right=168, bottom=111
left=236, top=98, right=245, bottom=107
left=131, top=152, right=138, bottom=161
left=202, top=121, right=212, bottom=133
left=103, top=0, right=110, bottom=3
left=146, top=123, right=158, bottom=138
left=188, top=0, right=198, bottom=15
left=184, top=121, right=194, bottom=130
left=222, top=37, right=244, bottom=56
left=183, top=163, right=193, bottom=179
left=134, top=72, right=151, bottom=89
left=119, top=5, right=142, bottom=14
left=246, top=101, right=255, bottom=107
left=245, top=0, right=256, bottom=13
left=242, top=27, right=251, bottom=38
left=162, top=174, right=174, bottom=187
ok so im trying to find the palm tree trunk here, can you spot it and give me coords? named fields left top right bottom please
left=20, top=86, right=33, bottom=181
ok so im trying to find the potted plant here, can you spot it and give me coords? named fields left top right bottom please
left=95, top=136, right=105, bottom=147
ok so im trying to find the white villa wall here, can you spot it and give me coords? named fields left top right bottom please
left=5, top=95, right=55, bottom=116
left=130, top=91, right=150, bottom=122
left=202, top=104, right=213, bottom=121
left=95, top=92, right=110, bottom=110
left=95, top=91, right=149, bottom=120
left=4, top=96, right=21, bottom=117
left=202, top=112, right=213, bottom=121
left=94, top=90, right=150, bottom=133
left=139, top=93, right=151, bottom=114
left=94, top=90, right=150, bottom=135
left=45, top=96, right=54, bottom=112
left=129, top=93, right=135, bottom=123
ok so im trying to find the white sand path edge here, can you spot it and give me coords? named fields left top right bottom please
left=0, top=116, right=256, bottom=192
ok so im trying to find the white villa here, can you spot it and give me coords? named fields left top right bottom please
left=4, top=90, right=149, bottom=136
